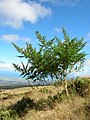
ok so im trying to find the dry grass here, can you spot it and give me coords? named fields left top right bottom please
left=0, top=84, right=90, bottom=120
left=0, top=85, right=63, bottom=108
left=18, top=97, right=90, bottom=120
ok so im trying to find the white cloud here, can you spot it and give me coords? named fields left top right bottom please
left=85, top=32, right=90, bottom=41
left=87, top=60, right=90, bottom=65
left=79, top=59, right=90, bottom=77
left=40, top=0, right=80, bottom=6
left=72, top=59, right=90, bottom=77
left=0, top=0, right=52, bottom=28
left=84, top=59, right=90, bottom=67
left=0, top=34, right=31, bottom=42
left=54, top=27, right=61, bottom=33
left=0, top=62, right=13, bottom=70
left=84, top=32, right=90, bottom=46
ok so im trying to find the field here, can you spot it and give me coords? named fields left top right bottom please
left=0, top=78, right=90, bottom=120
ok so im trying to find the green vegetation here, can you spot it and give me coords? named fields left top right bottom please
left=10, top=97, right=35, bottom=117
left=0, top=109, right=17, bottom=120
left=0, top=77, right=90, bottom=120
left=12, top=28, right=87, bottom=96
left=67, top=77, right=90, bottom=97
left=2, top=28, right=88, bottom=119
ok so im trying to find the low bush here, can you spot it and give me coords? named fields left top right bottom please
left=48, top=90, right=67, bottom=105
left=35, top=99, right=48, bottom=110
left=12, top=97, right=35, bottom=116
left=67, top=78, right=90, bottom=97
left=67, top=80, right=76, bottom=95
left=74, top=78, right=90, bottom=97
left=35, top=95, right=58, bottom=110
left=0, top=109, right=17, bottom=120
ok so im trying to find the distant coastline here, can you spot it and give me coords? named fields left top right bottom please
left=0, top=76, right=30, bottom=89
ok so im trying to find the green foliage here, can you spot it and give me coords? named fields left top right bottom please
left=74, top=78, right=90, bottom=97
left=67, top=80, right=76, bottom=95
left=12, top=97, right=35, bottom=116
left=67, top=78, right=90, bottom=97
left=9, top=110, right=17, bottom=120
left=12, top=28, right=87, bottom=96
left=9, top=97, right=54, bottom=115
left=36, top=97, right=56, bottom=110
left=54, top=28, right=87, bottom=79
left=0, top=109, right=17, bottom=120
left=35, top=99, right=48, bottom=110
left=12, top=28, right=87, bottom=82
left=48, top=90, right=67, bottom=104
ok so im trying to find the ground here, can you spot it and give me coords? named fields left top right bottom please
left=0, top=82, right=90, bottom=120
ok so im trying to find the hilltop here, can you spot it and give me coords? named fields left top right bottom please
left=0, top=77, right=90, bottom=120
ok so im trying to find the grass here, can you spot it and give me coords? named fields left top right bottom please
left=0, top=85, right=63, bottom=108
left=0, top=77, right=90, bottom=120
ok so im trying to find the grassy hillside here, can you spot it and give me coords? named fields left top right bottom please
left=0, top=77, right=90, bottom=120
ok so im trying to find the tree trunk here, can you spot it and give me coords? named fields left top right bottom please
left=63, top=77, right=69, bottom=96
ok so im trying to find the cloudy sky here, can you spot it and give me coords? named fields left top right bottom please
left=0, top=0, right=90, bottom=77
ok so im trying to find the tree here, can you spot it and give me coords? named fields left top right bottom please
left=53, top=28, right=87, bottom=95
left=12, top=32, right=56, bottom=82
left=12, top=28, right=87, bottom=95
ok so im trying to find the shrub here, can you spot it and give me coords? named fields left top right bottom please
left=67, top=78, right=90, bottom=97
left=67, top=80, right=76, bottom=95
left=48, top=90, right=67, bottom=104
left=74, top=78, right=90, bottom=97
left=36, top=96, right=57, bottom=110
left=12, top=97, right=35, bottom=116
left=35, top=99, right=48, bottom=110
left=0, top=109, right=17, bottom=120
left=9, top=109, right=17, bottom=120
left=0, top=110, right=11, bottom=120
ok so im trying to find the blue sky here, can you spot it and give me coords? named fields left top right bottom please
left=0, top=0, right=90, bottom=77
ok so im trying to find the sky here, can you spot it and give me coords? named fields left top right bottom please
left=0, top=0, right=90, bottom=78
